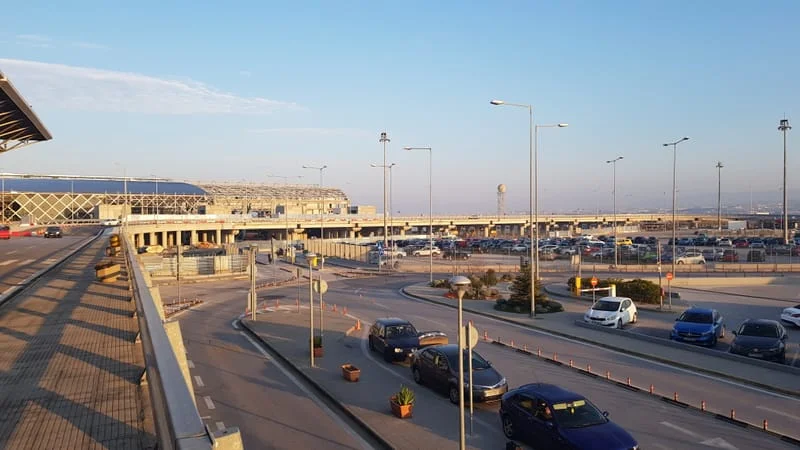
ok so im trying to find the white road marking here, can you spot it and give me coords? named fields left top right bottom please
left=241, top=332, right=272, bottom=360
left=660, top=421, right=701, bottom=439
left=756, top=405, right=800, bottom=421
left=194, top=376, right=204, bottom=387
left=187, top=360, right=195, bottom=369
left=200, top=416, right=211, bottom=419
left=43, top=258, right=57, bottom=264
left=239, top=331, right=373, bottom=450
left=216, top=421, right=226, bottom=431
left=373, top=302, right=390, bottom=310
left=18, top=259, right=35, bottom=266
left=699, top=437, right=738, bottom=449
left=0, top=259, right=17, bottom=266
left=399, top=288, right=800, bottom=403
left=203, top=396, right=215, bottom=410
left=6, top=250, right=17, bottom=255
left=231, top=320, right=241, bottom=330
left=410, top=314, right=448, bottom=329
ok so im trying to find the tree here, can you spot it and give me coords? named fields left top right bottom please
left=508, top=264, right=547, bottom=306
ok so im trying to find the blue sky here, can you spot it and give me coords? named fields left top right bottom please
left=0, top=1, right=797, bottom=215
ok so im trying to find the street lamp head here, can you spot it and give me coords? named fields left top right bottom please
left=557, top=123, right=569, bottom=127
left=302, top=165, right=310, bottom=169
left=681, top=137, right=690, bottom=142
left=618, top=156, right=624, bottom=160
left=449, top=275, right=471, bottom=293
left=321, top=165, right=328, bottom=170
left=403, top=146, right=412, bottom=151
left=779, top=119, right=791, bottom=131
left=490, top=100, right=505, bottom=105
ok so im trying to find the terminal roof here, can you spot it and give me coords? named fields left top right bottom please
left=0, top=71, right=52, bottom=154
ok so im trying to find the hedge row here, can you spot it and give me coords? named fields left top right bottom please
left=567, top=277, right=662, bottom=304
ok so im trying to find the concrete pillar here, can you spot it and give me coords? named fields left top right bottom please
left=162, top=231, right=169, bottom=247
left=190, top=229, right=198, bottom=246
left=216, top=229, right=222, bottom=245
left=148, top=232, right=155, bottom=246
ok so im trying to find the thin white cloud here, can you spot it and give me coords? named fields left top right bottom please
left=239, top=70, right=252, bottom=77
left=71, top=41, right=110, bottom=50
left=0, top=58, right=303, bottom=115
left=247, top=128, right=372, bottom=137
left=15, top=34, right=53, bottom=48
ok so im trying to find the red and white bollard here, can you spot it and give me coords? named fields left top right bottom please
left=553, top=352, right=558, bottom=362
left=730, top=409, right=736, bottom=420
left=763, top=419, right=768, bottom=430
left=606, top=371, right=611, bottom=380
left=569, top=359, right=574, bottom=368
left=523, top=344, right=528, bottom=352
left=537, top=348, right=542, bottom=357
left=673, top=392, right=679, bottom=402
left=649, top=384, right=654, bottom=394
left=700, top=400, right=706, bottom=412
left=626, top=377, right=631, bottom=386
left=343, top=306, right=348, bottom=315
left=587, top=364, right=592, bottom=373
left=510, top=340, right=515, bottom=348
left=483, top=330, right=488, bottom=341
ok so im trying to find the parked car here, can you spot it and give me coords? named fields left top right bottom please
left=749, top=240, right=766, bottom=249
left=411, top=344, right=508, bottom=404
left=43, top=226, right=63, bottom=238
left=747, top=249, right=767, bottom=262
left=100, top=218, right=120, bottom=226
left=412, top=246, right=441, bottom=257
left=0, top=225, right=10, bottom=240
left=729, top=319, right=788, bottom=363
left=499, top=383, right=638, bottom=450
left=721, top=249, right=739, bottom=262
left=717, top=238, right=733, bottom=247
left=368, top=318, right=447, bottom=362
left=583, top=297, right=638, bottom=329
left=780, top=304, right=800, bottom=327
left=510, top=244, right=529, bottom=252
left=675, top=251, right=705, bottom=265
left=670, top=307, right=725, bottom=346
left=442, top=248, right=471, bottom=260
left=701, top=248, right=724, bottom=261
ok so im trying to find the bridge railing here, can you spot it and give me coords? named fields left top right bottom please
left=124, top=233, right=243, bottom=449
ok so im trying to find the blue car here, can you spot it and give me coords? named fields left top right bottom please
left=670, top=307, right=725, bottom=346
left=500, top=383, right=638, bottom=450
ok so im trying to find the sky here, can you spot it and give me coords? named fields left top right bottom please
left=0, top=1, right=798, bottom=215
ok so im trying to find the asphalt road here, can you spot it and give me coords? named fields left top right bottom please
left=0, top=234, right=93, bottom=293
left=168, top=268, right=799, bottom=449
left=174, top=287, right=371, bottom=449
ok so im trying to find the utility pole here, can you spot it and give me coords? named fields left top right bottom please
left=379, top=132, right=390, bottom=248
left=716, top=161, right=723, bottom=231
left=779, top=119, right=792, bottom=244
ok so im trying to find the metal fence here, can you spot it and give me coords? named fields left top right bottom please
left=147, top=254, right=249, bottom=277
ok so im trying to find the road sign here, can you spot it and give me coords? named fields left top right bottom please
left=666, top=272, right=674, bottom=281
left=590, top=277, right=598, bottom=287
left=313, top=279, right=328, bottom=294
left=460, top=325, right=479, bottom=348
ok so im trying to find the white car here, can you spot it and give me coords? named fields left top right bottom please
left=717, top=238, right=733, bottom=247
left=780, top=304, right=800, bottom=327
left=510, top=244, right=529, bottom=252
left=412, top=246, right=441, bottom=257
left=584, top=296, right=638, bottom=329
left=385, top=248, right=407, bottom=258
left=100, top=218, right=120, bottom=226
left=675, top=251, right=706, bottom=265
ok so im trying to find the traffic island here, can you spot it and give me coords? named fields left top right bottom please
left=240, top=304, right=502, bottom=449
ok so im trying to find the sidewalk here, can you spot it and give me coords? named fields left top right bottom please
left=402, top=283, right=799, bottom=396
left=0, top=236, right=156, bottom=449
left=241, top=305, right=498, bottom=449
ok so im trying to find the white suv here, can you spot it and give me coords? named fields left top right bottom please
left=675, top=250, right=706, bottom=265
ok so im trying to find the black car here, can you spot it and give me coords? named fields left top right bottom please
left=730, top=319, right=788, bottom=363
left=442, top=249, right=471, bottom=260
left=410, top=344, right=508, bottom=404
left=43, top=226, right=63, bottom=238
left=368, top=318, right=447, bottom=362
left=500, top=383, right=638, bottom=450
left=747, top=249, right=766, bottom=262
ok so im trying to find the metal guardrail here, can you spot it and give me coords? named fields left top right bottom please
left=124, top=234, right=215, bottom=450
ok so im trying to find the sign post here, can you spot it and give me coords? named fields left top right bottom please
left=591, top=276, right=598, bottom=302
left=309, top=259, right=315, bottom=368
left=314, top=278, right=328, bottom=338
left=462, top=323, right=479, bottom=436
left=376, top=240, right=384, bottom=272
left=666, top=272, right=674, bottom=311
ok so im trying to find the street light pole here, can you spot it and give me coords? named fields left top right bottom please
left=302, top=165, right=328, bottom=247
left=449, top=276, right=471, bottom=450
left=779, top=119, right=792, bottom=243
left=606, top=156, right=623, bottom=267
left=716, top=162, right=724, bottom=232
left=150, top=174, right=160, bottom=222
left=662, top=137, right=690, bottom=276
left=404, top=147, right=433, bottom=284
left=379, top=132, right=390, bottom=248
left=371, top=163, right=396, bottom=267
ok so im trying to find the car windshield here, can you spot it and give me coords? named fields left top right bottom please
left=592, top=300, right=620, bottom=312
left=47, top=227, right=60, bottom=232
left=445, top=349, right=491, bottom=370
left=385, top=324, right=418, bottom=339
left=551, top=399, right=608, bottom=429
left=738, top=323, right=778, bottom=338
left=678, top=311, right=712, bottom=324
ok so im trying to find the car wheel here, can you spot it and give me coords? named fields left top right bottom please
left=710, top=335, right=718, bottom=347
left=449, top=384, right=459, bottom=404
left=501, top=414, right=516, bottom=439
left=616, top=319, right=623, bottom=329
left=677, top=261, right=684, bottom=265
left=412, top=367, right=423, bottom=384
left=632, top=312, right=638, bottom=324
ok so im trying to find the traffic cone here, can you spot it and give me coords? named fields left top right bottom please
left=355, top=319, right=361, bottom=330
left=343, top=306, right=348, bottom=315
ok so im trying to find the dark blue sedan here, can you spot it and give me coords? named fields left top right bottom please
left=500, top=383, right=638, bottom=450
left=670, top=307, right=725, bottom=346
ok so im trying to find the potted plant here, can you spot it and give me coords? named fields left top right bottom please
left=312, top=336, right=323, bottom=358
left=341, top=364, right=360, bottom=382
left=390, top=385, right=415, bottom=418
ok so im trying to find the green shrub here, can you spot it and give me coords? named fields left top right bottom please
left=481, top=269, right=498, bottom=286
left=431, top=279, right=451, bottom=288
left=567, top=277, right=661, bottom=304
left=395, top=385, right=415, bottom=405
left=494, top=297, right=563, bottom=314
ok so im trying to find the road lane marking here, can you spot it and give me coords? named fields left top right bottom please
left=194, top=376, right=204, bottom=387
left=399, top=288, right=800, bottom=403
left=410, top=314, right=448, bottom=329
left=18, top=259, right=35, bottom=266
left=241, top=332, right=272, bottom=360
left=660, top=421, right=701, bottom=438
left=216, top=421, right=225, bottom=431
left=187, top=360, right=195, bottom=369
left=6, top=250, right=16, bottom=255
left=231, top=320, right=241, bottom=330
left=0, top=259, right=17, bottom=266
left=43, top=258, right=57, bottom=264
left=239, top=331, right=373, bottom=450
left=699, top=437, right=738, bottom=449
left=756, top=405, right=800, bottom=421
left=203, top=396, right=215, bottom=410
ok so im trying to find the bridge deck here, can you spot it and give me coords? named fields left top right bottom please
left=0, top=237, right=155, bottom=449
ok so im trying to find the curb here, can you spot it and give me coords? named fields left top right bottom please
left=239, top=320, right=395, bottom=450
left=484, top=335, right=800, bottom=447
left=0, top=230, right=104, bottom=308
left=572, top=320, right=800, bottom=377
left=400, top=287, right=800, bottom=399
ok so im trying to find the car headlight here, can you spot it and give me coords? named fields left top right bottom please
left=498, top=377, right=507, bottom=386
left=394, top=347, right=403, bottom=353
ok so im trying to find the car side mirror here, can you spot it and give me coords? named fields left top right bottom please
left=602, top=411, right=609, bottom=418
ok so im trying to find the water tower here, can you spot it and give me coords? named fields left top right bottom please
left=497, top=184, right=506, bottom=217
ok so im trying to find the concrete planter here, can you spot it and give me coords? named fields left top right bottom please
left=94, top=261, right=120, bottom=283
left=341, top=364, right=360, bottom=382
left=390, top=397, right=413, bottom=419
